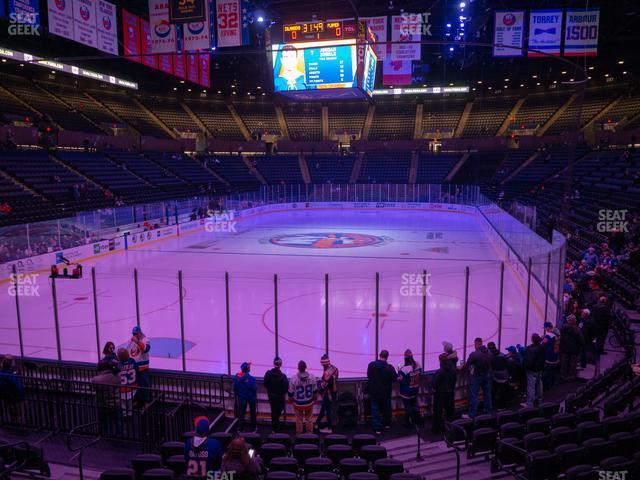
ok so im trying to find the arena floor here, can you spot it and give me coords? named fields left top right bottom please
left=1, top=208, right=547, bottom=377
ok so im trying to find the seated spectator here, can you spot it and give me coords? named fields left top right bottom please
left=185, top=416, right=223, bottom=477
left=221, top=437, right=261, bottom=480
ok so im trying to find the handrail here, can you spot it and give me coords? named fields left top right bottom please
left=443, top=421, right=468, bottom=480
left=66, top=421, right=101, bottom=480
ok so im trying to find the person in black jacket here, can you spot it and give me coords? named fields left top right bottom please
left=431, top=353, right=457, bottom=433
left=524, top=334, right=546, bottom=407
left=465, top=338, right=493, bottom=418
left=591, top=295, right=611, bottom=355
left=560, top=315, right=584, bottom=382
left=264, top=357, right=289, bottom=433
left=366, top=350, right=396, bottom=434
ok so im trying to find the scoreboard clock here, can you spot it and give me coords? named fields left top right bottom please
left=283, top=20, right=357, bottom=42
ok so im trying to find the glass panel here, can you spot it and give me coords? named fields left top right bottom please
left=2, top=274, right=22, bottom=356
left=18, top=268, right=58, bottom=359
left=502, top=257, right=531, bottom=347
left=467, top=262, right=502, bottom=350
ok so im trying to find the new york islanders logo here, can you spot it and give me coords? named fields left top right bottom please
left=80, top=5, right=90, bottom=21
left=268, top=232, right=386, bottom=249
left=155, top=19, right=171, bottom=38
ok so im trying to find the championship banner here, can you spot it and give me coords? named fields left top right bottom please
left=96, top=0, right=117, bottom=55
left=215, top=0, right=248, bottom=47
left=390, top=14, right=421, bottom=61
left=9, top=0, right=40, bottom=27
left=47, top=0, right=74, bottom=40
left=149, top=0, right=177, bottom=53
left=173, top=52, right=187, bottom=79
left=158, top=53, right=173, bottom=74
left=528, top=9, right=562, bottom=57
left=187, top=53, right=199, bottom=83
left=382, top=59, right=412, bottom=86
left=199, top=53, right=210, bottom=87
left=169, top=0, right=205, bottom=24
left=72, top=0, right=97, bottom=48
left=141, top=19, right=158, bottom=68
left=493, top=10, right=525, bottom=57
left=122, top=9, right=141, bottom=63
left=564, top=8, right=599, bottom=57
left=183, top=0, right=211, bottom=51
left=360, top=16, right=388, bottom=60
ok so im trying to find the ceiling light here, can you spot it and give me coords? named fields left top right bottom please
left=605, top=74, right=609, bottom=77
left=477, top=80, right=482, bottom=84
left=561, top=71, right=567, bottom=74
left=532, top=75, right=538, bottom=79
left=180, top=80, right=185, bottom=84
left=623, top=71, right=628, bottom=75
left=536, top=82, right=540, bottom=86
left=188, top=88, right=192, bottom=92
left=520, top=84, right=524, bottom=87
left=173, top=87, right=177, bottom=91
left=618, top=60, right=624, bottom=65
left=504, top=78, right=509, bottom=81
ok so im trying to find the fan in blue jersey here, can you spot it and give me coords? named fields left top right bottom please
left=184, top=416, right=223, bottom=477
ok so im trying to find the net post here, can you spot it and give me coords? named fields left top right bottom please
left=325, top=273, right=329, bottom=356
left=525, top=257, right=532, bottom=345
left=91, top=267, right=100, bottom=361
left=51, top=276, right=62, bottom=361
left=225, top=271, right=231, bottom=376
left=421, top=269, right=427, bottom=370
left=463, top=266, right=469, bottom=362
left=375, top=272, right=380, bottom=359
left=274, top=273, right=279, bottom=357
left=11, top=264, right=24, bottom=357
left=134, top=268, right=141, bottom=328
left=178, top=270, right=186, bottom=372
left=498, top=262, right=505, bottom=351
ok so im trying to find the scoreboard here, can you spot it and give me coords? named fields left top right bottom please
left=283, top=20, right=357, bottom=43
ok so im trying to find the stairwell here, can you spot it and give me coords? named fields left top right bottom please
left=408, top=151, right=419, bottom=184
left=83, top=91, right=141, bottom=140
left=349, top=152, right=364, bottom=183
left=414, top=103, right=424, bottom=139
left=321, top=105, right=329, bottom=140
left=0, top=83, right=38, bottom=118
left=453, top=101, right=474, bottom=138
left=0, top=169, right=46, bottom=200
left=496, top=97, right=525, bottom=136
left=36, top=81, right=106, bottom=134
left=582, top=95, right=623, bottom=132
left=132, top=98, right=178, bottom=139
left=242, top=155, right=267, bottom=184
left=49, top=152, right=104, bottom=191
left=298, top=154, right=311, bottom=183
left=275, top=106, right=290, bottom=140
left=227, top=104, right=252, bottom=141
left=445, top=152, right=471, bottom=182
left=501, top=152, right=539, bottom=185
left=537, top=92, right=579, bottom=136
left=181, top=101, right=212, bottom=136
left=362, top=105, right=375, bottom=140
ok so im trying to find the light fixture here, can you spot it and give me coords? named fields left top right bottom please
left=188, top=88, right=192, bottom=92
left=51, top=70, right=56, bottom=74
left=488, top=86, right=492, bottom=90
left=588, top=66, right=594, bottom=70
left=605, top=74, right=609, bottom=77
left=449, top=82, right=454, bottom=86
left=532, top=74, right=538, bottom=79
left=217, top=90, right=221, bottom=94
left=257, top=86, right=262, bottom=89
left=504, top=85, right=508, bottom=89
left=477, top=80, right=483, bottom=84
left=203, top=90, right=207, bottom=93
left=504, top=78, right=509, bottom=81
left=180, top=80, right=185, bottom=84
left=257, top=16, right=264, bottom=23
left=520, top=84, right=524, bottom=87
left=618, top=60, right=624, bottom=65
left=19, top=63, right=24, bottom=67
left=561, top=71, right=567, bottom=74
left=623, top=71, right=628, bottom=75
left=173, top=87, right=177, bottom=91
left=536, top=82, right=541, bottom=86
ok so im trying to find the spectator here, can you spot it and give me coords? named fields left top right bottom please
left=524, top=334, right=545, bottom=407
left=578, top=308, right=593, bottom=368
left=315, top=354, right=339, bottom=434
left=582, top=247, right=598, bottom=269
left=288, top=360, right=317, bottom=434
left=591, top=295, right=611, bottom=355
left=542, top=322, right=560, bottom=390
left=560, top=314, right=584, bottom=382
left=465, top=337, right=492, bottom=418
left=220, top=437, right=261, bottom=480
left=505, top=346, right=525, bottom=397
left=185, top=416, right=223, bottom=477
left=366, top=350, right=396, bottom=434
left=263, top=357, right=288, bottom=433
left=91, top=359, right=120, bottom=433
left=397, top=349, right=422, bottom=428
left=441, top=341, right=459, bottom=368
left=101, top=341, right=118, bottom=372
left=116, top=348, right=137, bottom=417
left=488, top=342, right=510, bottom=409
left=430, top=352, right=457, bottom=434
left=127, top=326, right=151, bottom=404
left=233, top=362, right=257, bottom=432
left=0, top=354, right=24, bottom=406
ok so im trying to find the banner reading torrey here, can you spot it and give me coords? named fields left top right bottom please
left=528, top=9, right=562, bottom=57
left=564, top=8, right=599, bottom=57
left=149, top=0, right=177, bottom=53
left=493, top=10, right=525, bottom=57
left=215, top=0, right=245, bottom=47
left=360, top=16, right=387, bottom=61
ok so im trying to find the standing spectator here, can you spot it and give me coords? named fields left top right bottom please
left=288, top=360, right=317, bottom=434
left=0, top=355, right=24, bottom=419
left=185, top=416, right=223, bottom=477
left=591, top=295, right=611, bottom=355
left=397, top=349, right=422, bottom=428
left=116, top=348, right=137, bottom=418
left=101, top=341, right=118, bottom=372
left=315, top=354, right=339, bottom=434
left=465, top=338, right=492, bottom=418
left=220, top=437, right=261, bottom=480
left=127, top=326, right=151, bottom=403
left=233, top=362, right=257, bottom=433
left=441, top=341, right=459, bottom=368
left=488, top=342, right=510, bottom=409
left=542, top=322, right=560, bottom=390
left=91, top=359, right=120, bottom=434
left=560, top=315, right=584, bottom=382
left=431, top=353, right=457, bottom=434
left=264, top=357, right=289, bottom=433
left=524, top=334, right=545, bottom=407
left=505, top=346, right=525, bottom=397
left=578, top=308, right=593, bottom=368
left=366, top=350, right=396, bottom=434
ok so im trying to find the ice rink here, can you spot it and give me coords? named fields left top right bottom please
left=1, top=207, right=549, bottom=378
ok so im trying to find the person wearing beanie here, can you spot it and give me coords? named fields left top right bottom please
left=505, top=345, right=525, bottom=396
left=233, top=362, right=257, bottom=432
left=441, top=341, right=459, bottom=369
left=288, top=360, right=318, bottom=434
left=560, top=314, right=584, bottom=382
left=315, top=354, right=339, bottom=433
left=264, top=357, right=289, bottom=433
left=366, top=350, right=397, bottom=434
left=184, top=416, right=223, bottom=476
left=524, top=333, right=546, bottom=407
left=397, top=349, right=423, bottom=428
left=542, top=322, right=560, bottom=391
left=487, top=342, right=510, bottom=409
left=431, top=352, right=457, bottom=433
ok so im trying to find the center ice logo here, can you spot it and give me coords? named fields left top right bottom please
left=269, top=232, right=385, bottom=249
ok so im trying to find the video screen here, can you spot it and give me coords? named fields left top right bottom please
left=271, top=40, right=358, bottom=92
left=361, top=44, right=377, bottom=97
